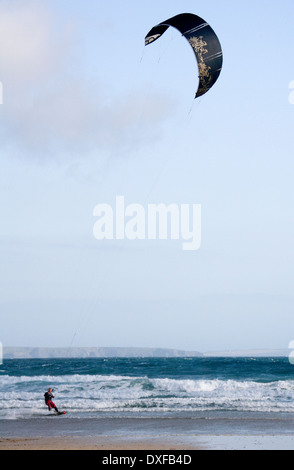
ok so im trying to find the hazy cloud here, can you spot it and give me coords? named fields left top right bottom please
left=0, top=0, right=175, bottom=161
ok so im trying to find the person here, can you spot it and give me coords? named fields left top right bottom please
left=44, top=388, right=59, bottom=413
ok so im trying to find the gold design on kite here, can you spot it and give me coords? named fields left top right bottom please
left=188, top=36, right=212, bottom=96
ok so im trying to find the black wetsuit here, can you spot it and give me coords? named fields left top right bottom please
left=44, top=392, right=59, bottom=412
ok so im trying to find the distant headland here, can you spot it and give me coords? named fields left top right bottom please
left=2, top=347, right=289, bottom=359
left=3, top=347, right=203, bottom=359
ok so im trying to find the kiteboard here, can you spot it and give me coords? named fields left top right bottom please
left=47, top=411, right=66, bottom=416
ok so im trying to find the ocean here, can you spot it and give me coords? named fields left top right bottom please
left=1, top=357, right=294, bottom=445
left=1, top=356, right=294, bottom=418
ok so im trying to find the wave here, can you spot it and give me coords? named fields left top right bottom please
left=1, top=373, right=294, bottom=419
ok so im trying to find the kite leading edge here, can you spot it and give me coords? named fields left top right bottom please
left=145, top=13, right=223, bottom=98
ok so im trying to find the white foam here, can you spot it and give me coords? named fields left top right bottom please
left=1, top=374, right=294, bottom=419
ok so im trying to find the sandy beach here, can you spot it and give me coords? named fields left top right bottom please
left=2, top=416, right=294, bottom=450
left=0, top=435, right=201, bottom=450
left=2, top=434, right=294, bottom=451
left=0, top=416, right=203, bottom=450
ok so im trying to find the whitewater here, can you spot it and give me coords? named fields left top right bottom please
left=1, top=357, right=294, bottom=420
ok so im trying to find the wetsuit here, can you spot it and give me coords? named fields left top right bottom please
left=44, top=391, right=59, bottom=412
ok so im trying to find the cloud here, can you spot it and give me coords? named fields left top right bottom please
left=0, top=0, right=175, bottom=162
left=0, top=0, right=73, bottom=84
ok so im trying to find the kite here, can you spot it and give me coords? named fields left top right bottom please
left=145, top=13, right=223, bottom=98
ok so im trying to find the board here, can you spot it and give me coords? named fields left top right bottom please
left=47, top=411, right=66, bottom=416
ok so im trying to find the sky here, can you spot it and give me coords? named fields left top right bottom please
left=1, top=0, right=294, bottom=352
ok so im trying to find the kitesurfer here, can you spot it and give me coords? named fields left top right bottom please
left=44, top=388, right=59, bottom=413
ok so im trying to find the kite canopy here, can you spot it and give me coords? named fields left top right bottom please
left=145, top=13, right=223, bottom=98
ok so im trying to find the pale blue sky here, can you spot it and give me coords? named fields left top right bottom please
left=1, top=0, right=294, bottom=352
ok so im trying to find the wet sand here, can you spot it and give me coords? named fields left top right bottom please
left=2, top=416, right=294, bottom=450
left=2, top=435, right=294, bottom=450
left=0, top=434, right=201, bottom=450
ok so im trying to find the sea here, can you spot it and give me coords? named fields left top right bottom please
left=1, top=357, right=294, bottom=444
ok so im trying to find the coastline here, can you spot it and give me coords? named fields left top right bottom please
left=2, top=358, right=294, bottom=451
